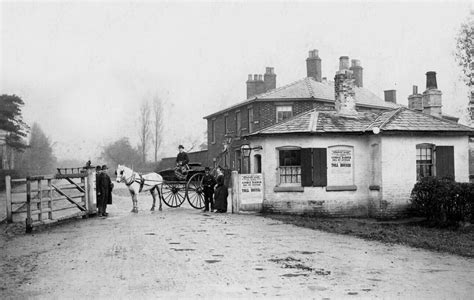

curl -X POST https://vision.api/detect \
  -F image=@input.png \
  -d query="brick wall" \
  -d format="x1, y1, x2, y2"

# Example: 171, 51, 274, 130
205, 99, 394, 172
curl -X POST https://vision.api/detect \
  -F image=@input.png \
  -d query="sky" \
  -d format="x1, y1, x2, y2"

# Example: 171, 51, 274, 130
0, 0, 472, 162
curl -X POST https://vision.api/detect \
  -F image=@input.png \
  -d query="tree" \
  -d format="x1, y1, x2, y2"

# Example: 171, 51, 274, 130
0, 94, 29, 151
455, 12, 474, 88
454, 11, 474, 123
101, 137, 142, 169
18, 123, 56, 175
138, 100, 151, 164
152, 95, 163, 163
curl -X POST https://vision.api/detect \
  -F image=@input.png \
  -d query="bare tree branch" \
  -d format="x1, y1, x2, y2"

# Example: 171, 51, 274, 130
152, 95, 163, 163
138, 99, 151, 164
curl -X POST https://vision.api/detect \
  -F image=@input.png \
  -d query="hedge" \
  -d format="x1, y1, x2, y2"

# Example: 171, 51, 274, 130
410, 177, 474, 226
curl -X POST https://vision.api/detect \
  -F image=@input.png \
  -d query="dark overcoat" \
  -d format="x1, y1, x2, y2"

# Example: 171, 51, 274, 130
96, 172, 104, 207
100, 172, 114, 205
214, 175, 228, 212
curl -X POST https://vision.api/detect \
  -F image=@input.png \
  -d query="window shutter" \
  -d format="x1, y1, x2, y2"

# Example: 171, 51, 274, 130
301, 148, 312, 186
436, 146, 455, 180
312, 148, 327, 186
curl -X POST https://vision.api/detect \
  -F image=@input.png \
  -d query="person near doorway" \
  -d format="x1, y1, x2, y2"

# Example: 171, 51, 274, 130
214, 169, 228, 213
202, 167, 216, 212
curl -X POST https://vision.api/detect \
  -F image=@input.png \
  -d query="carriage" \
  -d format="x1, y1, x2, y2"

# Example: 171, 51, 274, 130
156, 163, 207, 209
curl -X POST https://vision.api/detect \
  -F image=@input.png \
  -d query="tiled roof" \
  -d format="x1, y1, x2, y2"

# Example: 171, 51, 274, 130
256, 77, 400, 109
248, 107, 474, 136
204, 77, 399, 119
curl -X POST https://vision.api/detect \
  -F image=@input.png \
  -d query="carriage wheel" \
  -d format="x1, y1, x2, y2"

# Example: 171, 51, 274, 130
186, 173, 205, 209
161, 182, 186, 208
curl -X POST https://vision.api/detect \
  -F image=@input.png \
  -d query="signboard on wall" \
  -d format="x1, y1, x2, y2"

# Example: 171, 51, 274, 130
240, 173, 263, 204
327, 146, 354, 186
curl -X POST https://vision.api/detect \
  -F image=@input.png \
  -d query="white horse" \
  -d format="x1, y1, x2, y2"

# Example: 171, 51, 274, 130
115, 164, 163, 213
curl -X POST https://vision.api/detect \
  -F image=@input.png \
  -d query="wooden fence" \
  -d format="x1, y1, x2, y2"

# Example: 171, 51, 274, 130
5, 168, 97, 233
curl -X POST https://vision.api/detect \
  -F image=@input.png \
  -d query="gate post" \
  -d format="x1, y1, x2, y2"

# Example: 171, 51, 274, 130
26, 178, 32, 233
5, 175, 12, 223
86, 168, 97, 215
231, 171, 240, 213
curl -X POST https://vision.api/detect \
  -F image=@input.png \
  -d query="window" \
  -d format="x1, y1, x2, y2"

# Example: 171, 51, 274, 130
224, 115, 229, 134
416, 144, 455, 181
277, 147, 328, 189
236, 111, 241, 136
276, 106, 293, 123
248, 107, 254, 133
211, 119, 216, 143
279, 149, 301, 184
416, 144, 433, 180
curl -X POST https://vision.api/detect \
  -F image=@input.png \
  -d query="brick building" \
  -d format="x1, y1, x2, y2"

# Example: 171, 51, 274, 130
203, 50, 408, 172
242, 70, 474, 216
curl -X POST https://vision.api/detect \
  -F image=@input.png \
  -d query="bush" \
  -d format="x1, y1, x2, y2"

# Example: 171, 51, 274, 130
411, 177, 474, 226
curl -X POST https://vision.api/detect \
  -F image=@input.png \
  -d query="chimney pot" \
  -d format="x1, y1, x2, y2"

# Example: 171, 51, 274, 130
413, 85, 418, 94
349, 59, 363, 87
258, 74, 263, 81
339, 56, 350, 71
265, 67, 274, 75
248, 74, 253, 81
306, 49, 322, 82
426, 71, 438, 90
351, 59, 361, 67
384, 90, 397, 103
254, 74, 258, 81
264, 67, 276, 92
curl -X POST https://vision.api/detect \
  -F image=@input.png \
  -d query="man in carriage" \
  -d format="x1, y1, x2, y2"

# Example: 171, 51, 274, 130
175, 145, 190, 180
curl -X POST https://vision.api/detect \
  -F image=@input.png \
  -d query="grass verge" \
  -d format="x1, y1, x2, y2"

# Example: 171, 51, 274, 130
263, 214, 474, 258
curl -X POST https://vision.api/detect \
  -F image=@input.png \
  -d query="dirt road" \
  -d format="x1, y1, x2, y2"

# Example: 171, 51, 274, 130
1, 187, 474, 299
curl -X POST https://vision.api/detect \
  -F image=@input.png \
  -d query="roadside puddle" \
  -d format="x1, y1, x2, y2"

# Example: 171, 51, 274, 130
170, 248, 195, 251
205, 260, 221, 263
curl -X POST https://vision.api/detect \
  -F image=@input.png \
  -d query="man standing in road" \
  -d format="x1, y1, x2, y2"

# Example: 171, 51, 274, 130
95, 165, 104, 216
99, 165, 113, 217
202, 167, 216, 212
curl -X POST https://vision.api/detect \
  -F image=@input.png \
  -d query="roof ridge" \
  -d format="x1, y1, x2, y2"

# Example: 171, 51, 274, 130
308, 111, 319, 132
304, 77, 315, 98
252, 77, 308, 99
378, 107, 404, 130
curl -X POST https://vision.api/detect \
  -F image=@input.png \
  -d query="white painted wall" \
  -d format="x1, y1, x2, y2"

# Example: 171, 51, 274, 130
379, 135, 470, 212
248, 134, 470, 216
249, 135, 372, 216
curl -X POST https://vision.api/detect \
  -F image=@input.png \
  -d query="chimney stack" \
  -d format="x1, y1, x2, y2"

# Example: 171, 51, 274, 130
255, 74, 266, 95
306, 49, 322, 82
426, 71, 438, 89
264, 67, 276, 92
408, 85, 423, 111
350, 59, 363, 87
334, 68, 357, 115
246, 74, 256, 99
247, 68, 277, 99
339, 56, 350, 71
422, 71, 442, 118
384, 90, 397, 103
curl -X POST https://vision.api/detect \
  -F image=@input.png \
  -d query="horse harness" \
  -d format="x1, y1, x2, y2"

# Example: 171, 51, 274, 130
124, 172, 146, 193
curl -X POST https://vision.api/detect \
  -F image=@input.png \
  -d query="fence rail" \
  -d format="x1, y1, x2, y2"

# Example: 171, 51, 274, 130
4, 167, 97, 233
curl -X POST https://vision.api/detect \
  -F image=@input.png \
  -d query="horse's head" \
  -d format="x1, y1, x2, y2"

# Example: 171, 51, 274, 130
115, 164, 131, 183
